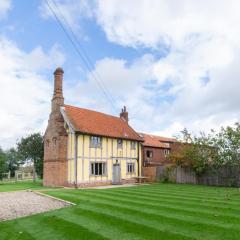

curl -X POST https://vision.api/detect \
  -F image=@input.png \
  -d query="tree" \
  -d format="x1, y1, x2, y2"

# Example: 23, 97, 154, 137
0, 147, 6, 180
168, 129, 216, 175
17, 133, 44, 180
5, 148, 20, 177
211, 123, 240, 167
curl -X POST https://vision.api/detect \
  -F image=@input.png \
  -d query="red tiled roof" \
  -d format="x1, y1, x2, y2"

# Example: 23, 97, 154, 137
139, 133, 176, 148
64, 105, 143, 141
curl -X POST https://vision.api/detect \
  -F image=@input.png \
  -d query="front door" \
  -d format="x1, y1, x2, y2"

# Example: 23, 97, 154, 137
112, 164, 121, 184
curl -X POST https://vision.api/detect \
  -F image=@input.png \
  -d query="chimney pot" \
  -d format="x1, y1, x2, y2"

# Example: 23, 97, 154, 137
120, 106, 129, 123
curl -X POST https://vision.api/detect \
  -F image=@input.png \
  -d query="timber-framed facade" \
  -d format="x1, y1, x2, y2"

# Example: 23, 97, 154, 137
43, 68, 143, 187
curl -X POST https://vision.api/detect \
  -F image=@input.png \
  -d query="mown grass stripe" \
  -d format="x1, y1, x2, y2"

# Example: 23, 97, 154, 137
105, 188, 240, 206
116, 186, 240, 201
47, 188, 240, 219
73, 200, 240, 240
50, 190, 240, 229
55, 206, 195, 240
97, 189, 240, 213
123, 184, 240, 199
95, 188, 240, 208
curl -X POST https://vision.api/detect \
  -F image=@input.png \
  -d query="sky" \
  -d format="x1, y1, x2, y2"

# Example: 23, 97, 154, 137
0, 0, 240, 149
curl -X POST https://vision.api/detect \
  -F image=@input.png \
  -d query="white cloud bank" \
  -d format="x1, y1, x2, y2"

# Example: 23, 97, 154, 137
0, 37, 65, 149
85, 0, 240, 136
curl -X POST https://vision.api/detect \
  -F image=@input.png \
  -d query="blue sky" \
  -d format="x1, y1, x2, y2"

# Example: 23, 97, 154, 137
1, 0, 240, 149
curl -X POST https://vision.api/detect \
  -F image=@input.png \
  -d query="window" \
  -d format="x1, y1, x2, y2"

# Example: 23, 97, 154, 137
117, 139, 123, 148
91, 162, 106, 176
127, 163, 135, 173
131, 141, 136, 149
90, 136, 102, 148
46, 140, 50, 147
52, 137, 57, 146
146, 150, 153, 158
164, 149, 170, 157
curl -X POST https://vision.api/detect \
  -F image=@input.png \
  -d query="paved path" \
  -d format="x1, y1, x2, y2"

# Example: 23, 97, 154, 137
0, 191, 70, 221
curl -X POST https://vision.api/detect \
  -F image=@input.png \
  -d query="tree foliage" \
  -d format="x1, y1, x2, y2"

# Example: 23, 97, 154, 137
17, 133, 44, 178
0, 147, 6, 180
168, 124, 240, 175
5, 148, 21, 177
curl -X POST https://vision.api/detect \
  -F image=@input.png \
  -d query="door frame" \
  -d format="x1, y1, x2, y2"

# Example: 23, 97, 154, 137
112, 163, 121, 185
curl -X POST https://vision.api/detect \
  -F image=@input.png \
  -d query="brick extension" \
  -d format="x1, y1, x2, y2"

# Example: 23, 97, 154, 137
43, 68, 68, 187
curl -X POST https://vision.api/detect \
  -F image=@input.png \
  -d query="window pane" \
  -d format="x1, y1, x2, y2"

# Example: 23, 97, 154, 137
99, 163, 102, 175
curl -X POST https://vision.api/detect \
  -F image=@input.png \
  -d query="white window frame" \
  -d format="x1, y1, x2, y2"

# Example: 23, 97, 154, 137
90, 136, 102, 148
164, 149, 170, 157
127, 162, 135, 174
90, 162, 106, 176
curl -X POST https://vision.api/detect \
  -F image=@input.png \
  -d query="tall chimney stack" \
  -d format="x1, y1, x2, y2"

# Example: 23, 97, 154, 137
52, 67, 64, 113
120, 106, 129, 123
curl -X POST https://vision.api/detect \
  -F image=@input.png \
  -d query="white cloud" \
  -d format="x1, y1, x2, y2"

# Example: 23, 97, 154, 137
38, 0, 240, 137
0, 0, 11, 19
92, 0, 240, 136
39, 0, 93, 31
0, 36, 65, 149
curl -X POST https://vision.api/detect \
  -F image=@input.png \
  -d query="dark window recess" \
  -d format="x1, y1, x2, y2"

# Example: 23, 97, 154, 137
117, 139, 123, 148
127, 163, 135, 173
131, 141, 136, 149
164, 149, 170, 157
146, 150, 153, 158
91, 162, 106, 176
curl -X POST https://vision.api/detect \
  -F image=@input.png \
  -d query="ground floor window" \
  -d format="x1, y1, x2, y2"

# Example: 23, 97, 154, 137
127, 162, 135, 174
91, 162, 106, 176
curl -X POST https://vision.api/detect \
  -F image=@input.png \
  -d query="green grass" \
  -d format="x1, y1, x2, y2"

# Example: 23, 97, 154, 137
1, 183, 240, 239
0, 180, 45, 192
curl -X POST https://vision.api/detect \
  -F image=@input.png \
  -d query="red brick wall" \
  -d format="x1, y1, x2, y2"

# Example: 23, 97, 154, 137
142, 146, 171, 166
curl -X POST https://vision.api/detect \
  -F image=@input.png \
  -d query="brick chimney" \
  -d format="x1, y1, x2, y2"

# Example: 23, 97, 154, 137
43, 67, 68, 187
52, 67, 64, 113
120, 106, 129, 123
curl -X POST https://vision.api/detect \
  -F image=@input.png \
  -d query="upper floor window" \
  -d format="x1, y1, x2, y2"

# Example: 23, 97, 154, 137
117, 139, 123, 148
90, 136, 102, 148
146, 150, 153, 158
91, 162, 106, 176
164, 149, 170, 157
131, 141, 136, 150
127, 163, 135, 173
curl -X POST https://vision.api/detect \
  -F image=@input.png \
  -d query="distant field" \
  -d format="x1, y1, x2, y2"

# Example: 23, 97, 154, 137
1, 183, 240, 240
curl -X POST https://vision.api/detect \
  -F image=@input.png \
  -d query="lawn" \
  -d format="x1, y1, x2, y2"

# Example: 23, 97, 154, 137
0, 180, 45, 192
1, 183, 240, 240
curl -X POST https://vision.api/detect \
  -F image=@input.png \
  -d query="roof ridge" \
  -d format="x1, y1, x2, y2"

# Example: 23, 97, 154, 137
64, 104, 121, 120
138, 132, 176, 140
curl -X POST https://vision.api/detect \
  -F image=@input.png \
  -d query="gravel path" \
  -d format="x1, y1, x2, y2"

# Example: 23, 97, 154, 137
0, 191, 71, 221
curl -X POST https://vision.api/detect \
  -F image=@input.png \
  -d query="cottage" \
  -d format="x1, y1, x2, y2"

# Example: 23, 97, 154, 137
43, 68, 143, 187
140, 133, 176, 166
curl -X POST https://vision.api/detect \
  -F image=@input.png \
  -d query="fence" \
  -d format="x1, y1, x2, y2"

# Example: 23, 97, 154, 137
142, 165, 240, 187
0, 170, 36, 182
